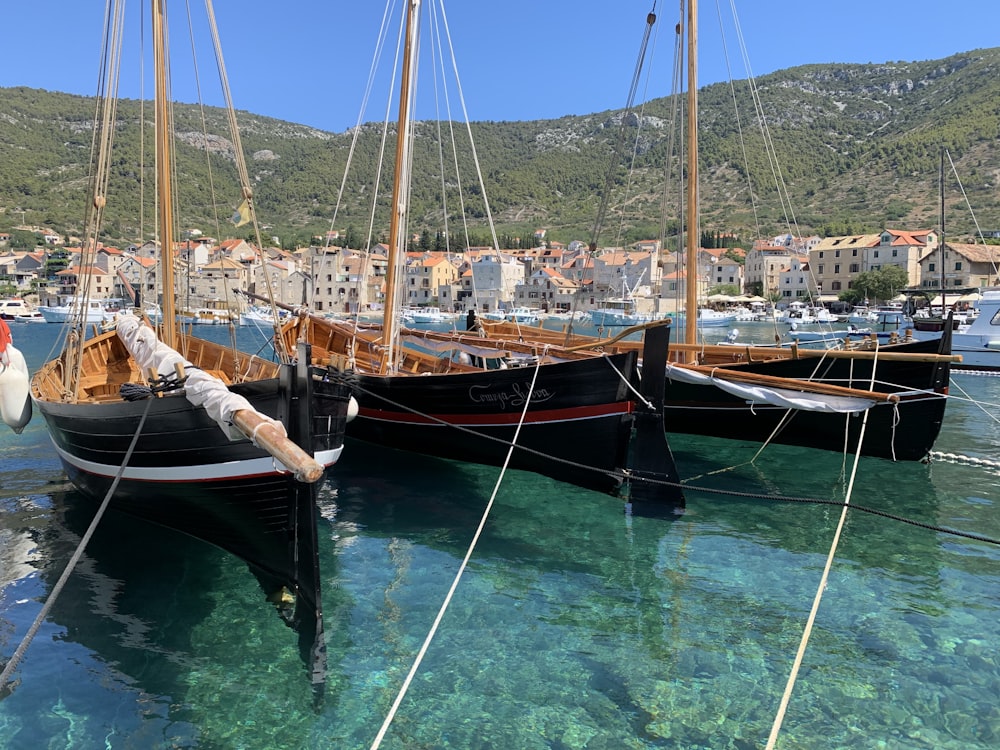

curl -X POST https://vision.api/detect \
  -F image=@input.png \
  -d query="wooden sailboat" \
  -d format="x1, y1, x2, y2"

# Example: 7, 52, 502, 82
256, 0, 932, 503
267, 0, 686, 506
456, 1, 955, 462
28, 0, 355, 691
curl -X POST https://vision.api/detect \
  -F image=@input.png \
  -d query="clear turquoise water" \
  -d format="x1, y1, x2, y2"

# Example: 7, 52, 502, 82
1, 322, 999, 749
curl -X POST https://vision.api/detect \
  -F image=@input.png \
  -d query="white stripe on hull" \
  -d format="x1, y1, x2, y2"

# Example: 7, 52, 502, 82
50, 441, 343, 483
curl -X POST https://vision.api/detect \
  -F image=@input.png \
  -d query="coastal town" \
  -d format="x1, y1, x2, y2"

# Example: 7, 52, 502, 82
2, 0, 1000, 740
2, 225, 998, 320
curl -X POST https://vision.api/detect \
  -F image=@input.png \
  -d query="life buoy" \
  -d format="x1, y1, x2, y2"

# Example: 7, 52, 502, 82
0, 320, 31, 433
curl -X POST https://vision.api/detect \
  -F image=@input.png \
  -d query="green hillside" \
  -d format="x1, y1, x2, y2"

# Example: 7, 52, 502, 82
1, 47, 998, 249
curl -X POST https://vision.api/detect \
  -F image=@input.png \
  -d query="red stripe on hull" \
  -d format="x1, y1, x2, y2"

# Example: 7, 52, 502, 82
357, 401, 632, 426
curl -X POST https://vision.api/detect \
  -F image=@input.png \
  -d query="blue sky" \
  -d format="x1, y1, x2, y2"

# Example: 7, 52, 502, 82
1, 1, 994, 134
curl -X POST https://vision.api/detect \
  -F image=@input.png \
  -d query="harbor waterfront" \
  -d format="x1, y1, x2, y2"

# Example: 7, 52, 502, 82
2, 322, 1000, 748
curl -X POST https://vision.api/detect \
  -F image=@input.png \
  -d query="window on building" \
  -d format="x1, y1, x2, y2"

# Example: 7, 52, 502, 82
955, 262, 962, 271
850, 264, 859, 273
818, 264, 824, 274
892, 249, 898, 257
929, 263, 935, 272
831, 281, 841, 290
852, 249, 858, 256
834, 264, 840, 274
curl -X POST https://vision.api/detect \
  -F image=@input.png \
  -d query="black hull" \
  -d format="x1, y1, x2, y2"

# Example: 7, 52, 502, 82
36, 371, 351, 583
35, 359, 353, 698
664, 337, 951, 460
347, 354, 637, 494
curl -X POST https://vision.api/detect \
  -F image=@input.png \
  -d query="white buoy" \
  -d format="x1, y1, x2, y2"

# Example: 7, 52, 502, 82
0, 343, 32, 433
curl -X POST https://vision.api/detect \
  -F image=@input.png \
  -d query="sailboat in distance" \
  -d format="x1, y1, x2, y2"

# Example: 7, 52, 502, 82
28, 0, 355, 692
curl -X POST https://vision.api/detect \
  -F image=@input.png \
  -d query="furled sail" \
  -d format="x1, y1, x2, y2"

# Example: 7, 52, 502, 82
115, 314, 323, 481
664, 363, 882, 413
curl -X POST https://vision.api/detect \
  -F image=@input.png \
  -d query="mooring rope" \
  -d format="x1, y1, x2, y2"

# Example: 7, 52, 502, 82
0, 396, 153, 695
605, 355, 654, 409
368, 356, 543, 750
765, 346, 879, 749
345, 367, 1000, 546
947, 376, 1000, 424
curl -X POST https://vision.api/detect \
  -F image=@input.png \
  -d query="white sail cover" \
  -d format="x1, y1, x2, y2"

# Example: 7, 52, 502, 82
116, 314, 259, 439
664, 363, 879, 413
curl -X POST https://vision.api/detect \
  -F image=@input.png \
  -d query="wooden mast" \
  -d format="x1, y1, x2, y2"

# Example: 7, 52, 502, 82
939, 148, 947, 317
380, 0, 420, 374
153, 0, 176, 348
684, 0, 699, 358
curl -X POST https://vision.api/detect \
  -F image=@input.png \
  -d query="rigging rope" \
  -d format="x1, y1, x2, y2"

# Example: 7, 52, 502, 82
369, 355, 544, 749
341, 364, 1000, 546
765, 346, 879, 749
0, 396, 154, 696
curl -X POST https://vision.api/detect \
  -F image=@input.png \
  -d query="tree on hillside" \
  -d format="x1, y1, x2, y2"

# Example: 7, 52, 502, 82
722, 248, 745, 265
8, 229, 40, 250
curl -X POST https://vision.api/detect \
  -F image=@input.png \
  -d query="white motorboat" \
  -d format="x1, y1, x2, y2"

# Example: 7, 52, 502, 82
914, 288, 1000, 370
402, 306, 455, 324
37, 297, 115, 324
0, 298, 36, 321
13, 311, 46, 324
483, 306, 541, 325
239, 305, 290, 326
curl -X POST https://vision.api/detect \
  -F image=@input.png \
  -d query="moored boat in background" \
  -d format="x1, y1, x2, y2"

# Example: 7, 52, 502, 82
36, 296, 114, 324
13, 311, 46, 324
0, 298, 36, 321
919, 287, 1000, 371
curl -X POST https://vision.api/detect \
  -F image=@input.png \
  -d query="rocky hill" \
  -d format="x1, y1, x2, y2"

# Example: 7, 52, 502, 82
1, 46, 998, 249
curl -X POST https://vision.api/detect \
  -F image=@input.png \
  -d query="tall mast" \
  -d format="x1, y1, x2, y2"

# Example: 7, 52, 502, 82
153, 0, 176, 347
380, 0, 420, 374
939, 148, 946, 316
684, 0, 699, 354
